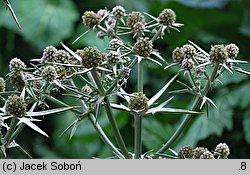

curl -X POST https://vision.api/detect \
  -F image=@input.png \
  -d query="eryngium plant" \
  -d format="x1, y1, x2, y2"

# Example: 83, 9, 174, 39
1, 5, 249, 159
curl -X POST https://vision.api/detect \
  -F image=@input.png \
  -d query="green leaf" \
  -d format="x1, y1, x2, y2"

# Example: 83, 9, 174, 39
243, 109, 250, 144
0, 0, 78, 49
26, 106, 78, 117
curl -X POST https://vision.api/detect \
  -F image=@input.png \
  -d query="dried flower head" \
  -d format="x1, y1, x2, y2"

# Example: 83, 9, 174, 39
5, 95, 26, 117
109, 38, 123, 50
134, 37, 153, 57
107, 51, 120, 64
181, 58, 194, 70
0, 77, 5, 92
128, 92, 148, 110
172, 47, 184, 63
112, 5, 125, 18
200, 151, 215, 159
53, 50, 70, 64
76, 47, 103, 68
82, 11, 100, 29
192, 147, 208, 159
215, 143, 230, 158
81, 85, 92, 95
9, 58, 26, 72
225, 43, 239, 59
209, 45, 228, 63
127, 11, 145, 29
182, 44, 196, 59
178, 145, 193, 159
158, 8, 176, 26
42, 66, 57, 81
42, 45, 57, 63
10, 72, 25, 90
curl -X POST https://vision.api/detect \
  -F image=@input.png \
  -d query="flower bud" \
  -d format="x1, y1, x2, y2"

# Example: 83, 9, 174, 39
9, 58, 26, 72
134, 37, 153, 57
0, 77, 5, 93
111, 5, 125, 18
181, 58, 194, 70
158, 8, 176, 26
200, 151, 215, 159
178, 145, 193, 159
215, 143, 230, 158
192, 147, 208, 159
109, 38, 123, 50
107, 51, 120, 64
53, 50, 70, 64
182, 44, 196, 59
10, 72, 25, 90
76, 47, 103, 68
42, 66, 57, 81
126, 12, 145, 29
54, 65, 67, 80
128, 92, 148, 110
42, 45, 57, 63
5, 95, 26, 117
225, 43, 239, 59
132, 22, 145, 34
82, 11, 100, 29
172, 47, 184, 63
209, 45, 228, 63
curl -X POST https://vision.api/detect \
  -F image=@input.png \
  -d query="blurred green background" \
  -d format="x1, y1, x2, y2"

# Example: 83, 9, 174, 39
0, 0, 250, 158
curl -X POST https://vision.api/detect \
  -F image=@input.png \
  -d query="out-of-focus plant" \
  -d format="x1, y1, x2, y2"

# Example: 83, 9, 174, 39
0, 4, 249, 159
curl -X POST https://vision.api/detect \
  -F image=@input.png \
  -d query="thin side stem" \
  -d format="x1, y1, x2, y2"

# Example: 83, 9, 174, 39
155, 63, 220, 156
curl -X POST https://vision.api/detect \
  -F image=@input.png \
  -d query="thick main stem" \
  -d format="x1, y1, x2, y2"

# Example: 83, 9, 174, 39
155, 63, 220, 155
91, 68, 130, 159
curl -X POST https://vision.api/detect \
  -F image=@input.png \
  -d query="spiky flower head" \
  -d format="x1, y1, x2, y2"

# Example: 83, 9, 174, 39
209, 45, 228, 63
42, 66, 57, 81
225, 43, 239, 59
76, 47, 103, 68
9, 58, 26, 72
109, 38, 123, 50
5, 95, 26, 117
181, 58, 194, 70
182, 44, 196, 59
112, 5, 125, 18
53, 50, 70, 64
82, 11, 100, 29
132, 22, 145, 34
178, 145, 193, 159
42, 45, 57, 63
215, 143, 230, 158
200, 151, 215, 159
81, 85, 92, 95
0, 77, 5, 93
172, 47, 184, 63
192, 147, 208, 159
134, 37, 153, 57
128, 92, 148, 111
158, 8, 176, 26
54, 65, 67, 80
107, 51, 120, 64
10, 72, 25, 90
127, 11, 145, 29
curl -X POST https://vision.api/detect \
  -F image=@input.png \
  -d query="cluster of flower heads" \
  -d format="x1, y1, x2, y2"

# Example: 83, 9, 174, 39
177, 143, 230, 159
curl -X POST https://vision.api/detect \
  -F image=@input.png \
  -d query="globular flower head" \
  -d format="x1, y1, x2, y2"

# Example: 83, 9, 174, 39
54, 65, 68, 80
182, 44, 196, 59
107, 51, 120, 64
53, 50, 70, 64
42, 45, 57, 63
81, 84, 92, 95
111, 5, 126, 18
9, 58, 26, 72
209, 45, 228, 63
172, 47, 184, 63
128, 92, 148, 110
181, 58, 194, 70
215, 143, 230, 158
42, 66, 57, 81
192, 147, 208, 159
10, 72, 25, 90
82, 11, 100, 29
5, 95, 26, 117
109, 38, 123, 50
126, 11, 145, 29
76, 47, 103, 68
225, 43, 239, 59
158, 8, 176, 26
178, 145, 193, 159
133, 37, 153, 57
0, 77, 5, 92
200, 151, 215, 159
132, 22, 145, 34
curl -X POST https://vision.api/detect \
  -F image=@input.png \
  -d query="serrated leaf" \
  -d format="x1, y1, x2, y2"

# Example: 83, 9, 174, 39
26, 106, 78, 117
148, 74, 178, 107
